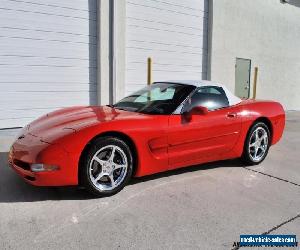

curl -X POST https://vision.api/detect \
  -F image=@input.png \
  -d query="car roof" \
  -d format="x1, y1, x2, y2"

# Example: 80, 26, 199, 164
153, 80, 242, 106
158, 80, 222, 88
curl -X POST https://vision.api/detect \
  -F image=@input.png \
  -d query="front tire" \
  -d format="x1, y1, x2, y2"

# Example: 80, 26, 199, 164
80, 136, 133, 197
241, 122, 271, 165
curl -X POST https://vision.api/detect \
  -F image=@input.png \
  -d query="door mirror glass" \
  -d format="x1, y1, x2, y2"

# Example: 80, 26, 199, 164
183, 106, 208, 121
190, 106, 209, 115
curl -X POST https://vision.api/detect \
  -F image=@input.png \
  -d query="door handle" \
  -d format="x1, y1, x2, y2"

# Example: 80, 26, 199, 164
227, 112, 237, 118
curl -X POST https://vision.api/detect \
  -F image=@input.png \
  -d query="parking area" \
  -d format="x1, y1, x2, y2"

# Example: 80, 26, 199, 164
0, 112, 299, 250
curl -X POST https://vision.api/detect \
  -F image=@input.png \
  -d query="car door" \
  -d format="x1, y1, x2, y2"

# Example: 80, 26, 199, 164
168, 86, 242, 169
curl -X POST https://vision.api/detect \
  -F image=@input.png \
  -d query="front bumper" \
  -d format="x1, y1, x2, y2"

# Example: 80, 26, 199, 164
8, 133, 77, 186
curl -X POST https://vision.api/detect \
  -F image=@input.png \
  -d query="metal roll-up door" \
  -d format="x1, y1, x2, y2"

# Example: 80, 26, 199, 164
0, 0, 98, 128
125, 0, 209, 96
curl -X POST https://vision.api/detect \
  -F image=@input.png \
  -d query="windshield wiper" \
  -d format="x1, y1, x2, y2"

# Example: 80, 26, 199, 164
114, 106, 138, 112
114, 107, 130, 111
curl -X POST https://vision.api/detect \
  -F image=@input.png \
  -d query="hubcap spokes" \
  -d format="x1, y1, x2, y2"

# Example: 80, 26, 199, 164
89, 145, 128, 191
249, 127, 268, 162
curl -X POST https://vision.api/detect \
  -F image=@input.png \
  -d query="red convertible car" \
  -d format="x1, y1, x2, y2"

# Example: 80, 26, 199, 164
8, 80, 285, 196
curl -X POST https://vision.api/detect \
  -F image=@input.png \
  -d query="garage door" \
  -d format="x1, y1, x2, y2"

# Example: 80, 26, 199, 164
125, 0, 209, 96
0, 0, 97, 129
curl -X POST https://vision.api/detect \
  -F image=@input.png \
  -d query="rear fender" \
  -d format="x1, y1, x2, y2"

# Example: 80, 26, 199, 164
231, 100, 285, 157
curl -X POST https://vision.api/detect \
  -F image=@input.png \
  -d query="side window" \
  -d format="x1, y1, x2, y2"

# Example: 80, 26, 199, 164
182, 86, 229, 112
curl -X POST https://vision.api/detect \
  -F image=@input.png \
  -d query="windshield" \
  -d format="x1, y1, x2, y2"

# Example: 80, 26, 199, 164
113, 82, 195, 114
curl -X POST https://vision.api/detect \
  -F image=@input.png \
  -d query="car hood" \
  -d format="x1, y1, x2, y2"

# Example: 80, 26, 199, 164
26, 106, 146, 143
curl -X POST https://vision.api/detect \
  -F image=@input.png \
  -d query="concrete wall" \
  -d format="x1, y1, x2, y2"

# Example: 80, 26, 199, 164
208, 0, 300, 110
97, 0, 110, 105
97, 0, 126, 105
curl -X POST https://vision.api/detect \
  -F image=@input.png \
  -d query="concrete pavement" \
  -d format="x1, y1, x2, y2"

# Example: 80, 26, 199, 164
0, 112, 299, 250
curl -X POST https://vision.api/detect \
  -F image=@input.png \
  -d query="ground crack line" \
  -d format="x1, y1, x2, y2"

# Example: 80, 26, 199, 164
243, 167, 300, 187
231, 213, 300, 250
261, 213, 300, 235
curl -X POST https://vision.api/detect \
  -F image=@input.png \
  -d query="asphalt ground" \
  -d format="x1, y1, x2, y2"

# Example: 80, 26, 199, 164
0, 112, 299, 250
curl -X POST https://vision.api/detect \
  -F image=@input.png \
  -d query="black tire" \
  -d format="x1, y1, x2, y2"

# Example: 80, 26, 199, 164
241, 122, 271, 165
80, 136, 133, 197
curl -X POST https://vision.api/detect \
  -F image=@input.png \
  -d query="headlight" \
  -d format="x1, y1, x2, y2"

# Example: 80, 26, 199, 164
30, 164, 59, 172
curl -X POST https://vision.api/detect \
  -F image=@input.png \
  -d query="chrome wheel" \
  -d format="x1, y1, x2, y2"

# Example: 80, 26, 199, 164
89, 145, 128, 191
248, 127, 269, 162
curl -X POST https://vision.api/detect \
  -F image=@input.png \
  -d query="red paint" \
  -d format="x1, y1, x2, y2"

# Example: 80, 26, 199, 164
8, 100, 285, 186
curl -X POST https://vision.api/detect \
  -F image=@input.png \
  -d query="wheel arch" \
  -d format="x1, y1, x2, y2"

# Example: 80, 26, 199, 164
241, 116, 273, 165
250, 117, 273, 144
78, 131, 138, 186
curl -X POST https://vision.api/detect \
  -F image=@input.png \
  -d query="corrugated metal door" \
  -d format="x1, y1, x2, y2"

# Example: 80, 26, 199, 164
0, 0, 97, 129
125, 0, 209, 96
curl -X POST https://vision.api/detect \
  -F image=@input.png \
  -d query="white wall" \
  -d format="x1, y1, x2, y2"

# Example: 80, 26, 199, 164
97, 0, 126, 104
209, 0, 300, 110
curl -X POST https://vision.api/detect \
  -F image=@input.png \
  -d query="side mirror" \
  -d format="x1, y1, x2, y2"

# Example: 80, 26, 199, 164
183, 106, 208, 121
189, 106, 209, 115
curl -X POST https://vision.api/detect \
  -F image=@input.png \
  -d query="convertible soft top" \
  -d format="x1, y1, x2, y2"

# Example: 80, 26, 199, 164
158, 80, 242, 106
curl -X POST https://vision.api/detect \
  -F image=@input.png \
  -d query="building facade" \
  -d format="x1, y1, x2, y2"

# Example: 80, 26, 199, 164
209, 0, 300, 111
0, 0, 299, 129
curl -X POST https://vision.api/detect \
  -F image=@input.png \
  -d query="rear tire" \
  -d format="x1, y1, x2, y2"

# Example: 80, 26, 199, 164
80, 136, 133, 197
241, 122, 270, 165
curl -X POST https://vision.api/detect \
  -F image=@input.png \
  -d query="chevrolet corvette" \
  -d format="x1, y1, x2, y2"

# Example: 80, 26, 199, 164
8, 80, 285, 196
